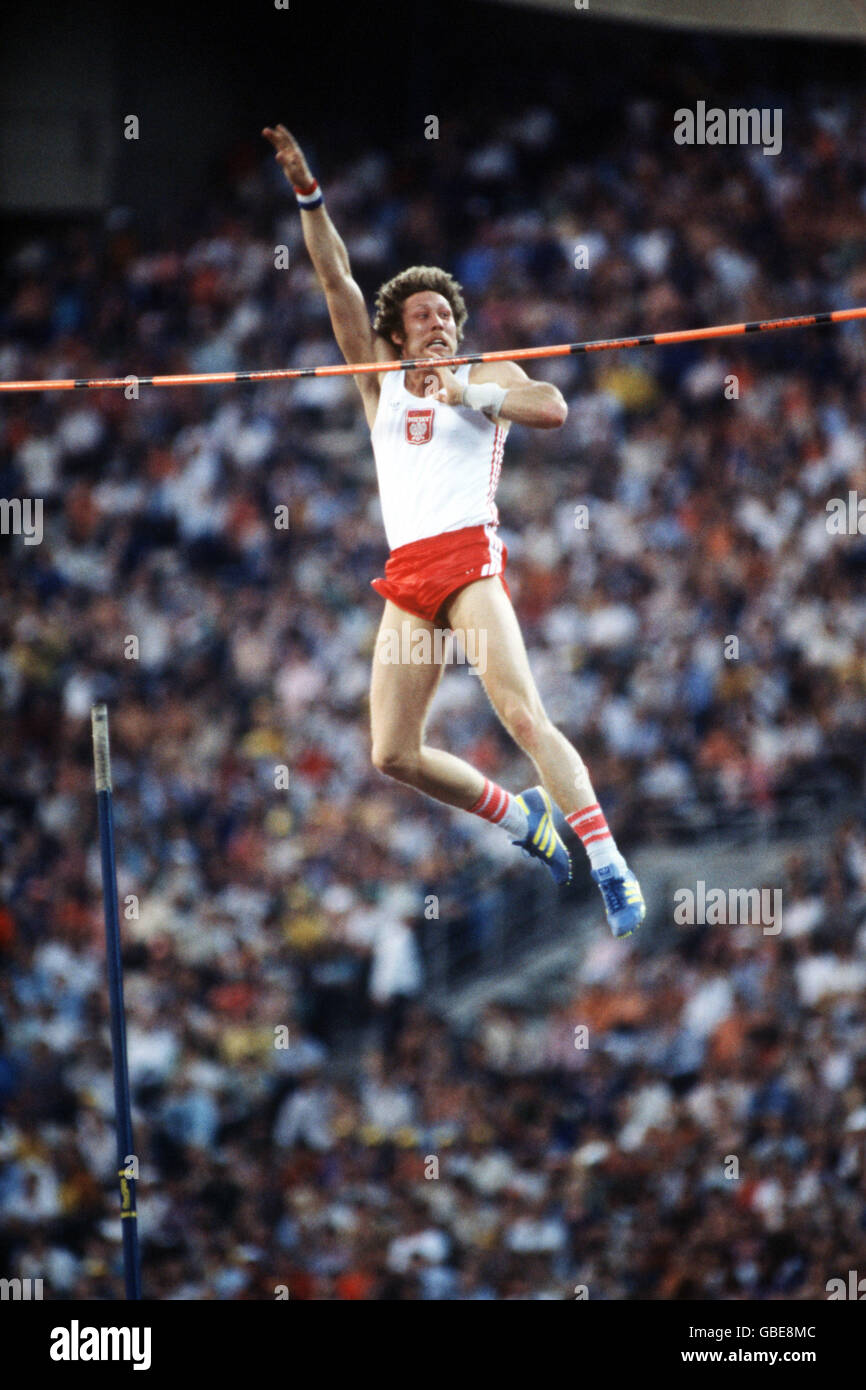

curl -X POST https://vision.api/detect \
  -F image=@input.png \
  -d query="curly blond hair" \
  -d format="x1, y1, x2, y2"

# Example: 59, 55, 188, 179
373, 266, 468, 347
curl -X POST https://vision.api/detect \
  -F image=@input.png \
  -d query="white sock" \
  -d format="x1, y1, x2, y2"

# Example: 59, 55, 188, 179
584, 837, 627, 874
500, 796, 530, 840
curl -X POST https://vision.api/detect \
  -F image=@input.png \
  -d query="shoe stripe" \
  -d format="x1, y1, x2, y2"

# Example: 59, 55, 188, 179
516, 788, 572, 877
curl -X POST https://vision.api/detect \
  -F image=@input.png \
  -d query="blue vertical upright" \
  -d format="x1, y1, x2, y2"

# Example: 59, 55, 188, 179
91, 702, 142, 1300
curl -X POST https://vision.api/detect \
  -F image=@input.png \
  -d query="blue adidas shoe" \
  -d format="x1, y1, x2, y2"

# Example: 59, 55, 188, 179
513, 787, 572, 886
591, 862, 646, 938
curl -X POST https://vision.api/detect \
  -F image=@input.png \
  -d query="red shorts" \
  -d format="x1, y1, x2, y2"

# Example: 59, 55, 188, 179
371, 523, 511, 624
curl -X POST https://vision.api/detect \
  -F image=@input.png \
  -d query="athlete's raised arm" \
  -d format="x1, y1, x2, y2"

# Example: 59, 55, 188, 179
263, 124, 391, 425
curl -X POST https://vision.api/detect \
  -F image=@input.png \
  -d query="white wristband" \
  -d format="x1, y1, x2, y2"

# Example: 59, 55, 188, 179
461, 381, 508, 420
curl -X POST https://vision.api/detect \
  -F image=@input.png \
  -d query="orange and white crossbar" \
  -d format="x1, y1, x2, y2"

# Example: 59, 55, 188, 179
2, 306, 866, 393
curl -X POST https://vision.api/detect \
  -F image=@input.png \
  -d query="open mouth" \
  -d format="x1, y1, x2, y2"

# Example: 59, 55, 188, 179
426, 338, 450, 352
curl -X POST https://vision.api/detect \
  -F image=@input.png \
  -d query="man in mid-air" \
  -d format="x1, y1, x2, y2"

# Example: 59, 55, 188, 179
263, 124, 646, 937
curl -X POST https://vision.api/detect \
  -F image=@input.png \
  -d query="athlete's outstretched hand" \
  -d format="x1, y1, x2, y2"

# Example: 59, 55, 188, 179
262, 124, 316, 190
425, 365, 463, 405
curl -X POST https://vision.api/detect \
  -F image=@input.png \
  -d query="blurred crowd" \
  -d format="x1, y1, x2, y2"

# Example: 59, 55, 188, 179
1, 63, 865, 1297
2, 821, 864, 1299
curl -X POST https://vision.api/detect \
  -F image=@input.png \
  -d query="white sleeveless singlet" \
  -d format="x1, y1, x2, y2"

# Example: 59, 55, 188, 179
370, 363, 508, 551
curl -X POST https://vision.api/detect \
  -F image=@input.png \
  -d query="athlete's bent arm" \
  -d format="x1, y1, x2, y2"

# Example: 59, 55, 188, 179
432, 359, 567, 429
263, 124, 389, 423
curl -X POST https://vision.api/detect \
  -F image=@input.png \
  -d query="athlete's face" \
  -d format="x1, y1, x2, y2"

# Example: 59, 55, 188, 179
395, 291, 458, 358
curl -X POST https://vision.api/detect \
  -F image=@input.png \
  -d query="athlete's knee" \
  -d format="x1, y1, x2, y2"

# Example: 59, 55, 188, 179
498, 695, 553, 751
371, 741, 420, 784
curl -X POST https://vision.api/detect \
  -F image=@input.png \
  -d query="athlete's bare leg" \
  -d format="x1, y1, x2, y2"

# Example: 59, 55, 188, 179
370, 582, 595, 816
370, 585, 645, 934
370, 600, 485, 807
443, 577, 597, 817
